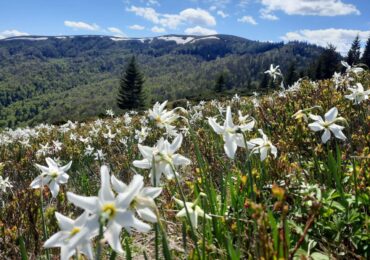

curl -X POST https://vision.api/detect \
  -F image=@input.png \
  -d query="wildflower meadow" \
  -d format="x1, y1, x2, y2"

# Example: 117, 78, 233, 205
0, 63, 369, 259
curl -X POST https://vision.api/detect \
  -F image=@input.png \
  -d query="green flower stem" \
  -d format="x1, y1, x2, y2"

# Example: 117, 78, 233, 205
170, 164, 201, 258
39, 187, 51, 260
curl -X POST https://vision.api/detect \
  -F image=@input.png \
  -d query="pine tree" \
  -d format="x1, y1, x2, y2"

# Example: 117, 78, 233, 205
286, 62, 297, 86
361, 36, 370, 68
315, 44, 340, 80
117, 56, 145, 110
214, 74, 226, 92
260, 73, 271, 89
346, 35, 361, 65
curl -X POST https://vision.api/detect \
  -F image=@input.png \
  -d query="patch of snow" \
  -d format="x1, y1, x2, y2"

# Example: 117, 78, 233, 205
55, 36, 67, 39
110, 37, 129, 42
5, 37, 48, 41
157, 36, 195, 45
191, 36, 220, 43
110, 37, 153, 43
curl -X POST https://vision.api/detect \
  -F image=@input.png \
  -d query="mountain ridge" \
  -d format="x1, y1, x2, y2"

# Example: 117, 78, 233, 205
0, 34, 325, 128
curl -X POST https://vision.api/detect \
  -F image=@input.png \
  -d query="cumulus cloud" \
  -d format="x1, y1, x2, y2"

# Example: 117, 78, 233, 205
281, 28, 370, 54
180, 8, 216, 26
146, 0, 160, 6
107, 27, 126, 37
151, 26, 166, 33
185, 26, 217, 35
237, 16, 257, 25
129, 24, 145, 30
127, 6, 160, 24
217, 10, 229, 18
127, 6, 216, 29
64, 21, 100, 31
0, 29, 29, 39
260, 10, 278, 20
260, 0, 360, 18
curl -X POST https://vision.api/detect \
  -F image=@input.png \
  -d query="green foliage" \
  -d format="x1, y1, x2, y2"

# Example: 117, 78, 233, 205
0, 35, 325, 127
311, 44, 341, 80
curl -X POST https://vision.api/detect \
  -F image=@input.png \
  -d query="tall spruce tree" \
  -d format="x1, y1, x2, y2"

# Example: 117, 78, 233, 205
361, 36, 370, 68
346, 35, 361, 65
315, 44, 340, 80
117, 56, 145, 110
286, 62, 297, 86
214, 74, 226, 92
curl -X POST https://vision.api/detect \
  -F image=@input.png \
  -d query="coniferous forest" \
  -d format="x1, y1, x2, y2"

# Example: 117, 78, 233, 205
0, 35, 326, 128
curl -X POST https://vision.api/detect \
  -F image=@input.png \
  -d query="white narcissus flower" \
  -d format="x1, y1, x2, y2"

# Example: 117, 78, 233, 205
44, 212, 97, 260
30, 158, 72, 198
148, 100, 179, 129
308, 107, 347, 144
208, 106, 247, 159
264, 64, 282, 80
341, 61, 364, 74
133, 134, 191, 185
67, 166, 151, 254
111, 174, 162, 223
238, 111, 255, 132
345, 83, 370, 105
248, 129, 277, 161
292, 106, 322, 123
174, 194, 211, 229
0, 175, 12, 193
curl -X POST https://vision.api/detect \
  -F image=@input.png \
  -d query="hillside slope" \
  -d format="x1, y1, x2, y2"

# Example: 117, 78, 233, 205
0, 34, 324, 127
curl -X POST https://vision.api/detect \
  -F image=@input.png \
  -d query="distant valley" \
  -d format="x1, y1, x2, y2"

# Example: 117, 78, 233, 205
0, 34, 325, 127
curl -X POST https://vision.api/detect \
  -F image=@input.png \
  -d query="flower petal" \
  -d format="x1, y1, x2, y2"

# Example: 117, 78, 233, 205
329, 124, 347, 140
321, 129, 331, 144
324, 107, 338, 122
111, 175, 127, 193
98, 165, 115, 203
44, 232, 66, 248
67, 192, 99, 213
104, 221, 123, 253
224, 133, 237, 159
308, 122, 324, 132
55, 212, 74, 231
170, 134, 182, 153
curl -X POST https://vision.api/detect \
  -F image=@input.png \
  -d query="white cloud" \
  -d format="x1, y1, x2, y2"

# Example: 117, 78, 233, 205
217, 10, 229, 18
260, 10, 278, 20
260, 0, 360, 17
180, 8, 216, 26
146, 0, 160, 6
237, 16, 257, 25
151, 26, 166, 33
0, 29, 29, 39
127, 6, 216, 29
281, 28, 370, 54
107, 27, 126, 37
160, 14, 184, 29
239, 0, 250, 8
185, 26, 217, 35
64, 21, 100, 31
129, 24, 145, 30
202, 0, 231, 9
127, 6, 160, 24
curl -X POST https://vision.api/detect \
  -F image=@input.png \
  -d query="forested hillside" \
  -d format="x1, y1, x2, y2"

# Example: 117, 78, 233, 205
0, 34, 324, 127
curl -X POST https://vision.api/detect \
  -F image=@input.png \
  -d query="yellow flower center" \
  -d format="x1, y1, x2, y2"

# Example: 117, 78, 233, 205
155, 116, 162, 124
50, 171, 59, 178
102, 203, 117, 220
70, 227, 81, 237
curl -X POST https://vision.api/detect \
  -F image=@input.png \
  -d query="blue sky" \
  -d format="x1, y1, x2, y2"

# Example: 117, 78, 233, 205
0, 0, 369, 53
